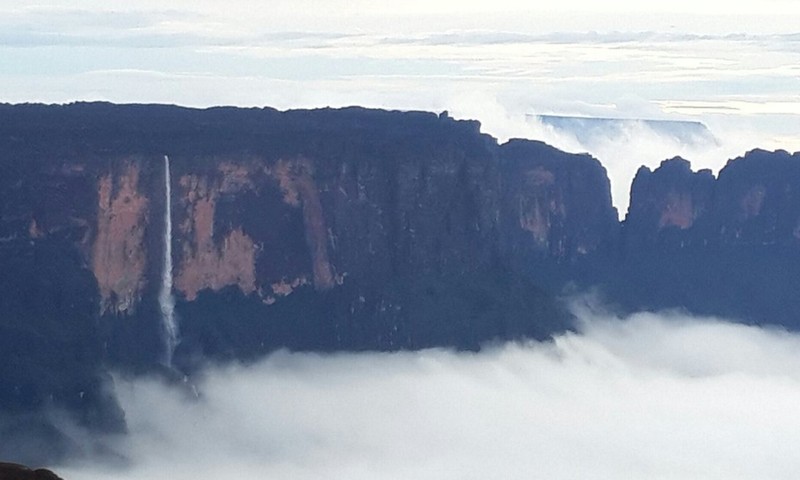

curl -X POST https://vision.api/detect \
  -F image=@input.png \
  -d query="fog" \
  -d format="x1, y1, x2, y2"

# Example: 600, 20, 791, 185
450, 93, 772, 219
59, 305, 800, 480
522, 114, 732, 217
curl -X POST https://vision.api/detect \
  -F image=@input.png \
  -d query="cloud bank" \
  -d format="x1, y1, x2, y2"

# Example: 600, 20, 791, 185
60, 306, 800, 480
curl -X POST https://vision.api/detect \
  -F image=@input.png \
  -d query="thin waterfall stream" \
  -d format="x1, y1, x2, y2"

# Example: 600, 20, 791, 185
159, 155, 179, 366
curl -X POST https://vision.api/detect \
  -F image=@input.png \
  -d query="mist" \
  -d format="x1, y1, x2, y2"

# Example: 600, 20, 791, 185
58, 304, 800, 480
524, 114, 730, 218
445, 94, 792, 218
452, 96, 799, 226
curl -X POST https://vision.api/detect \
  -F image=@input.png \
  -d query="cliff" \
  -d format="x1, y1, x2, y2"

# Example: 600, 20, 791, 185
624, 150, 800, 248
1, 102, 798, 465
625, 157, 716, 248
500, 139, 618, 259
1, 103, 623, 462
561, 150, 800, 324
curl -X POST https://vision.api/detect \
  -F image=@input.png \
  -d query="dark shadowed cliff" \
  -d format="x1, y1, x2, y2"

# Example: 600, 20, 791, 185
620, 150, 800, 322
546, 151, 800, 324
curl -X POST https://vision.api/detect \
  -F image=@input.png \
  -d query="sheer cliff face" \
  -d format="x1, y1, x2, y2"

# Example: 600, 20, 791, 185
624, 158, 715, 248
161, 129, 619, 312
715, 149, 800, 245
165, 156, 339, 306
1, 104, 796, 334
172, 156, 340, 302
0, 105, 616, 362
267, 158, 335, 290
624, 151, 800, 248
174, 165, 257, 301
601, 149, 800, 328
92, 162, 150, 314
501, 140, 619, 259
0, 153, 155, 316
4, 102, 800, 465
0, 105, 619, 330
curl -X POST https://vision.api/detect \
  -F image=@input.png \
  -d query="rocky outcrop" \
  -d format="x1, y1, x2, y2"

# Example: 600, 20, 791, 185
624, 158, 715, 248
576, 149, 800, 327
501, 140, 618, 259
715, 149, 800, 246
0, 463, 63, 480
623, 151, 800, 249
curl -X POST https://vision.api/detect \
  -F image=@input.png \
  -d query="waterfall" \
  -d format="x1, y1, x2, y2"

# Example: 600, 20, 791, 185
159, 155, 179, 366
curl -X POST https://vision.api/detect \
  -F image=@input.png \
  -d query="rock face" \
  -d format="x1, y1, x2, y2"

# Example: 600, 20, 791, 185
715, 149, 800, 246
625, 158, 715, 248
0, 102, 798, 465
1, 103, 616, 461
0, 235, 126, 465
565, 150, 800, 325
624, 151, 800, 249
92, 162, 150, 314
500, 140, 618, 259
174, 167, 257, 301
0, 106, 617, 344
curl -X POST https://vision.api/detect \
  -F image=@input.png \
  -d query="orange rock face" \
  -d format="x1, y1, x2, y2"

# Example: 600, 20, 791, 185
86, 156, 341, 306
174, 171, 257, 301
270, 276, 310, 296
269, 158, 335, 290
91, 163, 149, 314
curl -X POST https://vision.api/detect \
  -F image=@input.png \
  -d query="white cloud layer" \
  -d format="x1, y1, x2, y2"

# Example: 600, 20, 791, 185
60, 306, 800, 480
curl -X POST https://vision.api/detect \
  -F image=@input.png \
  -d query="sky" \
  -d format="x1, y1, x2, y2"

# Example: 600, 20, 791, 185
1, 1, 799, 212
58, 304, 800, 480
5, 5, 800, 474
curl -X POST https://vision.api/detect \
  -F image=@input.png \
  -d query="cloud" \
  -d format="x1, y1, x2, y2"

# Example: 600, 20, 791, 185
448, 103, 797, 217
379, 30, 800, 49
518, 114, 730, 217
56, 304, 800, 480
440, 95, 748, 217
